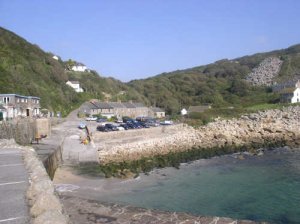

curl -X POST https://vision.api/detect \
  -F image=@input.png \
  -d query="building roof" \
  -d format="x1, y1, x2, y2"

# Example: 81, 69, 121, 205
151, 107, 165, 113
73, 62, 86, 67
80, 102, 97, 110
93, 102, 113, 109
133, 102, 146, 108
0, 94, 40, 100
280, 87, 297, 94
108, 102, 126, 108
122, 102, 136, 108
188, 105, 211, 113
67, 80, 80, 84
273, 78, 300, 92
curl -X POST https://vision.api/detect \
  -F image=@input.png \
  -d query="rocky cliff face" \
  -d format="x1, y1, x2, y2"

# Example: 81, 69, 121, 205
97, 106, 300, 164
246, 57, 283, 86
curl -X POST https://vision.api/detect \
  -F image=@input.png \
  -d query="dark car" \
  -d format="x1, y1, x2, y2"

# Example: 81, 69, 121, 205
105, 123, 118, 131
126, 122, 136, 129
97, 125, 109, 132
139, 122, 150, 128
123, 117, 135, 123
120, 123, 130, 130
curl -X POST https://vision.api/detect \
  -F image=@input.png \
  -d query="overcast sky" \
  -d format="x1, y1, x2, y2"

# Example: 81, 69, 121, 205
1, 0, 300, 82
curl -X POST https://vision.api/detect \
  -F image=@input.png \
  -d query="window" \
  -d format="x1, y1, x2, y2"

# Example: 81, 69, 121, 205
3, 97, 9, 104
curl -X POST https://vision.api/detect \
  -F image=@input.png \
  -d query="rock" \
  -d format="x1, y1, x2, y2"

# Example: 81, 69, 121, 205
33, 210, 68, 224
97, 106, 300, 167
30, 193, 62, 217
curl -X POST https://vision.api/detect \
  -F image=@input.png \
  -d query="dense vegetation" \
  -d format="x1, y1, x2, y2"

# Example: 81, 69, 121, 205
1, 26, 300, 119
128, 45, 300, 116
0, 27, 145, 116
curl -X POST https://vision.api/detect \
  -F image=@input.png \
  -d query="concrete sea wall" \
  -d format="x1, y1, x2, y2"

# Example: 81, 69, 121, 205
97, 106, 300, 164
0, 139, 70, 224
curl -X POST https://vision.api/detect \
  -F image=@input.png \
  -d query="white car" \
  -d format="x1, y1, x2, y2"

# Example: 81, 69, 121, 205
86, 116, 97, 121
116, 126, 125, 131
160, 120, 173, 125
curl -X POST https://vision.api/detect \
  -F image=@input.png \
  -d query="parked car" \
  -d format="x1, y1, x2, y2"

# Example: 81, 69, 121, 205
97, 125, 109, 132
123, 116, 135, 123
104, 123, 118, 131
147, 120, 160, 127
115, 118, 123, 123
126, 122, 138, 129
86, 116, 97, 121
139, 122, 150, 128
78, 122, 86, 129
120, 123, 130, 130
116, 126, 125, 131
97, 118, 107, 123
160, 120, 173, 125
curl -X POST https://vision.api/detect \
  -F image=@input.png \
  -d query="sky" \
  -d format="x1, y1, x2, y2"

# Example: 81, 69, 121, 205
0, 0, 300, 82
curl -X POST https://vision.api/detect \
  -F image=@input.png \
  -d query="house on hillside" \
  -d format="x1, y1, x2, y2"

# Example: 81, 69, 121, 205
66, 81, 84, 93
279, 80, 300, 103
181, 108, 187, 116
78, 102, 98, 116
78, 100, 157, 119
52, 55, 59, 60
188, 105, 211, 114
149, 107, 165, 118
71, 63, 87, 72
91, 101, 115, 118
0, 94, 41, 119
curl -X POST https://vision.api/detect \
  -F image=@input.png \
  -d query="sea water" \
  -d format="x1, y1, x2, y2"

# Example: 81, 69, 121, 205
98, 148, 300, 223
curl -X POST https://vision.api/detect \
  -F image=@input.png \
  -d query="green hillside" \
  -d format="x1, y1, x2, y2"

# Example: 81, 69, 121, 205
1, 26, 300, 119
0, 27, 145, 116
129, 44, 300, 115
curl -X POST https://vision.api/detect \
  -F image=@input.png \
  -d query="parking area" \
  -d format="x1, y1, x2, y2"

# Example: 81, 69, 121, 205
0, 148, 29, 224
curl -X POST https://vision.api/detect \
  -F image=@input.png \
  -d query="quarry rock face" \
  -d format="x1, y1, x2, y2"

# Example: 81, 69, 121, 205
246, 57, 283, 86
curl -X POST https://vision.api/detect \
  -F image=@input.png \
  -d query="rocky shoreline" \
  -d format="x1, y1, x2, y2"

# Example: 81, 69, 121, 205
58, 194, 258, 224
97, 106, 300, 167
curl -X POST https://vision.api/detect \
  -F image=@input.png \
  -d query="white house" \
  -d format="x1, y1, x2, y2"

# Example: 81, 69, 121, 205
66, 81, 84, 93
181, 108, 187, 116
280, 80, 300, 103
52, 55, 59, 60
71, 63, 87, 72
0, 94, 41, 119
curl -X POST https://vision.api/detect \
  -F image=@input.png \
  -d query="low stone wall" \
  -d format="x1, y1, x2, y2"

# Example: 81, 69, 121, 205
98, 106, 300, 164
0, 118, 36, 145
0, 139, 70, 224
93, 124, 183, 141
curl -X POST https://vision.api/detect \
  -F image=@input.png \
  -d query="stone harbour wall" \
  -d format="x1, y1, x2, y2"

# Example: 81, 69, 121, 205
98, 106, 300, 164
93, 124, 183, 141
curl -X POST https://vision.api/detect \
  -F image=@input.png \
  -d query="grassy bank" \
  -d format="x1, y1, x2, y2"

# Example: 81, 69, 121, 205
184, 103, 289, 127
76, 140, 287, 178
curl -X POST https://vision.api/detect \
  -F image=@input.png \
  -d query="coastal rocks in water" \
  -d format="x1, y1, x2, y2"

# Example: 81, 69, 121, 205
97, 106, 300, 165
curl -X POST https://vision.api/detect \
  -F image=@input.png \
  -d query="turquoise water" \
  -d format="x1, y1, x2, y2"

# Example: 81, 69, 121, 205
100, 148, 300, 223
